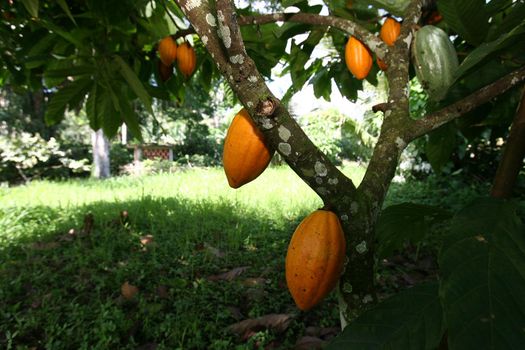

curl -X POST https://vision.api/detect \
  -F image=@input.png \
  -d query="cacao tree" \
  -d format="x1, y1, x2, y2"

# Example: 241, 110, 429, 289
1, 0, 525, 348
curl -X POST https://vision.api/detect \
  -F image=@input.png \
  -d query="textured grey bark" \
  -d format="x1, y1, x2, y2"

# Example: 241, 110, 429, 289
91, 129, 110, 179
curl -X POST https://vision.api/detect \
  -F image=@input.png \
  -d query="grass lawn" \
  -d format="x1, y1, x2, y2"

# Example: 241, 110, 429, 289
0, 165, 488, 349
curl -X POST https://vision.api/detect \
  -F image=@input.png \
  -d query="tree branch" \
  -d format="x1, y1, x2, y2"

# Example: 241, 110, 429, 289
491, 86, 525, 198
168, 10, 386, 58
238, 13, 386, 59
408, 66, 525, 141
175, 0, 357, 203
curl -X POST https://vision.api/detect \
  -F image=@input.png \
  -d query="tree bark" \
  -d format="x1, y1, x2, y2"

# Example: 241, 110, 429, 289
491, 87, 525, 198
91, 129, 111, 179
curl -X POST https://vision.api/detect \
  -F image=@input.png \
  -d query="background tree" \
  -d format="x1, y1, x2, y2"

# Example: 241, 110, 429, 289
1, 0, 524, 347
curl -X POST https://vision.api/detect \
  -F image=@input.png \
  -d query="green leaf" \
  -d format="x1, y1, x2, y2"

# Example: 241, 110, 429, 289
327, 283, 444, 350
21, 0, 39, 17
454, 21, 525, 81
377, 203, 452, 258
332, 63, 361, 102
438, 0, 489, 45
101, 103, 122, 138
487, 2, 525, 40
310, 65, 331, 101
43, 65, 94, 80
56, 0, 77, 25
45, 78, 92, 125
114, 86, 142, 141
425, 123, 456, 172
39, 20, 82, 48
113, 55, 153, 115
439, 198, 525, 350
365, 0, 410, 17
86, 83, 100, 130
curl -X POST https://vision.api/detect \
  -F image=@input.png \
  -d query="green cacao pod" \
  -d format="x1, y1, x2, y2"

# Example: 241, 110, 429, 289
413, 25, 459, 101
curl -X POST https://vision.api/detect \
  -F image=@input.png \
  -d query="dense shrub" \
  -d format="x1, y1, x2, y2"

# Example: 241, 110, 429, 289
0, 123, 90, 184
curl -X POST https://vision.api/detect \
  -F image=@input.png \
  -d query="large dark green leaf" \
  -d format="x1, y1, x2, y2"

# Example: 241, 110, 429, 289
114, 86, 142, 141
438, 0, 489, 45
454, 21, 525, 81
86, 83, 100, 130
310, 63, 331, 101
56, 0, 77, 25
332, 62, 361, 102
487, 2, 525, 40
43, 65, 94, 80
376, 203, 452, 258
21, 0, 39, 18
113, 55, 153, 114
45, 78, 92, 125
289, 28, 325, 91
425, 123, 456, 172
327, 283, 444, 350
439, 198, 525, 350
39, 20, 82, 48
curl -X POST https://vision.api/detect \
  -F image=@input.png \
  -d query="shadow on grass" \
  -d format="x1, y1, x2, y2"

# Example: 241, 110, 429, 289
0, 197, 331, 349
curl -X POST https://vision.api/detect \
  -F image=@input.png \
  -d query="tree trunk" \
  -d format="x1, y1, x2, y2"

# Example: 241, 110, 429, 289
91, 129, 111, 179
491, 87, 525, 198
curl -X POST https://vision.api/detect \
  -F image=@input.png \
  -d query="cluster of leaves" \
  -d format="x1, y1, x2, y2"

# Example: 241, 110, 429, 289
329, 198, 525, 349
0, 0, 222, 140
419, 0, 525, 174
0, 122, 90, 183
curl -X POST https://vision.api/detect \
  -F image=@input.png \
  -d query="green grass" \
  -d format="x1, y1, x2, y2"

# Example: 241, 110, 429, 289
0, 165, 489, 349
0, 166, 365, 350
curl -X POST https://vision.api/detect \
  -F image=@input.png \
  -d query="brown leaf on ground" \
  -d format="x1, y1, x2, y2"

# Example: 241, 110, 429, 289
305, 326, 321, 337
226, 306, 244, 321
140, 235, 154, 246
228, 313, 294, 335
208, 266, 249, 281
319, 327, 340, 340
242, 277, 267, 287
204, 243, 226, 258
295, 336, 325, 350
156, 285, 169, 299
121, 281, 139, 300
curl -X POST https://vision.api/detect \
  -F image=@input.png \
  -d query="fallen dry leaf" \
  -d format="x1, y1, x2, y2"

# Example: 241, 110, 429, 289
140, 235, 154, 246
156, 285, 169, 299
319, 327, 340, 340
228, 313, 294, 335
226, 306, 244, 321
242, 278, 267, 287
208, 266, 249, 281
295, 336, 325, 350
121, 281, 139, 300
204, 243, 226, 258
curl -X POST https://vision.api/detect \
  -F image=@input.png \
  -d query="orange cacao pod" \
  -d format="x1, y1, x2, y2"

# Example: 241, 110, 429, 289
223, 109, 272, 188
158, 36, 177, 66
380, 17, 401, 46
345, 37, 372, 80
177, 42, 197, 78
377, 18, 401, 71
285, 210, 346, 311
377, 57, 388, 71
426, 11, 443, 25
158, 61, 173, 82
